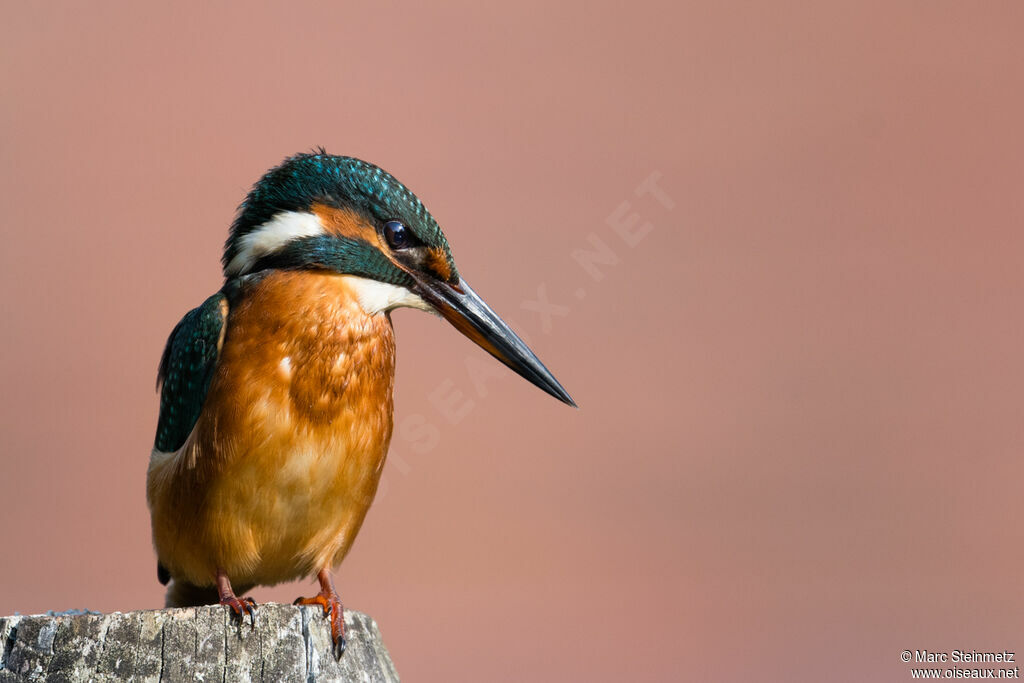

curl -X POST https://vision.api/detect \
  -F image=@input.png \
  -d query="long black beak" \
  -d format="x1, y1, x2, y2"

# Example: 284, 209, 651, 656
411, 275, 576, 407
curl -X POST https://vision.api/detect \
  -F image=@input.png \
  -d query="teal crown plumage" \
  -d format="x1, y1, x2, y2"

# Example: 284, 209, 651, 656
223, 151, 453, 277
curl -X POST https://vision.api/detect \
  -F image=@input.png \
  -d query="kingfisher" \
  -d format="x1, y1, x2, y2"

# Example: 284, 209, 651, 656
147, 151, 574, 657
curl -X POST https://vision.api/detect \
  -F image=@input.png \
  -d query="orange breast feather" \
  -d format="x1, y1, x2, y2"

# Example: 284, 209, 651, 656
148, 271, 396, 588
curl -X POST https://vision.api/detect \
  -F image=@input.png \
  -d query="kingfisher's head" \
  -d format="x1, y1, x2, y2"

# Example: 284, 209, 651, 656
223, 151, 574, 406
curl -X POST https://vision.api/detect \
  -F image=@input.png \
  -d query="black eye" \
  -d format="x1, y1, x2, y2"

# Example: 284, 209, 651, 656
383, 220, 412, 249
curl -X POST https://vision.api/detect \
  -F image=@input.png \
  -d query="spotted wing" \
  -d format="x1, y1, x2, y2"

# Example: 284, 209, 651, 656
154, 292, 228, 454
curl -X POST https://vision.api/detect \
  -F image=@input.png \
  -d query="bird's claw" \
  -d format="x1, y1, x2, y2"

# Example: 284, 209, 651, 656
333, 634, 347, 659
294, 592, 346, 658
221, 595, 257, 629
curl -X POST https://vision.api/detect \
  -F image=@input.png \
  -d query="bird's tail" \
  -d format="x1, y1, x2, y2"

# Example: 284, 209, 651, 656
164, 579, 219, 608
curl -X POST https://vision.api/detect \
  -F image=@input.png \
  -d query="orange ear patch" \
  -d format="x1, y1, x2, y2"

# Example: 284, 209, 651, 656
312, 203, 382, 248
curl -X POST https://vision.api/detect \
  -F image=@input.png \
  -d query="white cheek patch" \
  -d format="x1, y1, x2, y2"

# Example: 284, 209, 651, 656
226, 211, 326, 276
343, 276, 433, 315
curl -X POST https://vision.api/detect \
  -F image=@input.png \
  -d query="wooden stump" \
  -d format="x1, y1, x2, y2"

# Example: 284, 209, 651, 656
0, 603, 399, 682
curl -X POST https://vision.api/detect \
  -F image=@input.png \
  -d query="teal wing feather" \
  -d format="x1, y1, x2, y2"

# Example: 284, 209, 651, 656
154, 292, 227, 453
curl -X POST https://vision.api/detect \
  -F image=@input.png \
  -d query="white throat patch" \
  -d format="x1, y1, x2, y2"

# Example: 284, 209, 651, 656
343, 276, 432, 315
226, 211, 326, 276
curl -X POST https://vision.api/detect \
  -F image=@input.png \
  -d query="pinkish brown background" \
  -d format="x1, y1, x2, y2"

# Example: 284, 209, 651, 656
2, 2, 1022, 681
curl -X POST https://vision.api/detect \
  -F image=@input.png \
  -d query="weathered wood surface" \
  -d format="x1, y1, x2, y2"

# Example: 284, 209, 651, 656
0, 603, 399, 682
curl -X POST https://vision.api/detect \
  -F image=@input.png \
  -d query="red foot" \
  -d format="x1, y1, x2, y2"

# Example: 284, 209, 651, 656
221, 595, 257, 628
294, 570, 346, 658
216, 568, 256, 628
